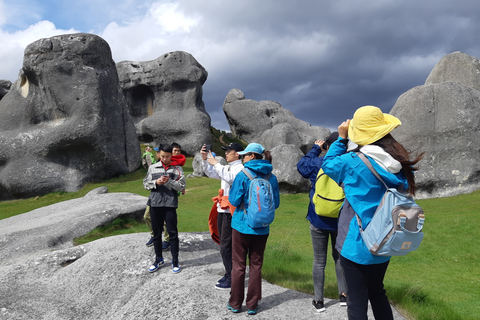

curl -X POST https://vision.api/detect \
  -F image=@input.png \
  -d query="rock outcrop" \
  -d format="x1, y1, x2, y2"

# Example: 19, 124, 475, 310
0, 192, 405, 319
0, 33, 140, 200
0, 79, 11, 99
222, 89, 329, 192
0, 188, 147, 263
271, 144, 310, 193
223, 88, 329, 152
391, 51, 480, 198
117, 52, 211, 156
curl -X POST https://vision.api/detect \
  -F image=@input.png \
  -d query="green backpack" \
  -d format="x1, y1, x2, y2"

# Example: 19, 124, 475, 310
312, 168, 345, 218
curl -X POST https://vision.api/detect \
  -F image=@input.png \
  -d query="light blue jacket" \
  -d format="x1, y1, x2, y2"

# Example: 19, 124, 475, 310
229, 159, 280, 235
322, 137, 408, 265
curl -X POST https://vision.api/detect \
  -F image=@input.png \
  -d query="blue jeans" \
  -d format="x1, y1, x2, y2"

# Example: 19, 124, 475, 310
310, 223, 347, 302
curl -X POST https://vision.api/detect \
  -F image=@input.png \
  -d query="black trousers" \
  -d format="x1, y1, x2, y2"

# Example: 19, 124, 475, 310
150, 206, 179, 262
217, 212, 233, 278
340, 256, 393, 320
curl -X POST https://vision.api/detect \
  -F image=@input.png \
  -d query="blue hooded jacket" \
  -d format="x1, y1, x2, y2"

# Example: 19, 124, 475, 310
229, 159, 280, 235
322, 137, 408, 265
296, 144, 338, 231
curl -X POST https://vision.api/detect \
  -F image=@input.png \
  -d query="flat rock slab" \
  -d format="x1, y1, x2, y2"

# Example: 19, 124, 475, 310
0, 191, 147, 264
0, 191, 405, 319
0, 232, 405, 319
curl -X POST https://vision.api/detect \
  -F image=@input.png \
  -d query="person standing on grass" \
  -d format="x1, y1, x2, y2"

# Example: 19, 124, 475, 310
297, 132, 348, 313
143, 144, 186, 274
322, 106, 423, 319
227, 143, 280, 315
201, 142, 244, 291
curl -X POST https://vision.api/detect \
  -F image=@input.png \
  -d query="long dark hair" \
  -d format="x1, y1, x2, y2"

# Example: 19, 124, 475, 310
371, 134, 424, 195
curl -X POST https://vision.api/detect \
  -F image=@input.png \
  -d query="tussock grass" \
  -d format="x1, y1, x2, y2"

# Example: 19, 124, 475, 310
1, 158, 479, 320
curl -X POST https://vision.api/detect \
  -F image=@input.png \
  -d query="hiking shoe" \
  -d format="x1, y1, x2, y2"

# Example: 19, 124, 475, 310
247, 306, 258, 315
145, 237, 154, 247
215, 281, 231, 290
217, 274, 228, 284
227, 303, 241, 313
148, 258, 164, 273
172, 261, 181, 274
340, 294, 347, 306
312, 300, 325, 313
162, 241, 170, 250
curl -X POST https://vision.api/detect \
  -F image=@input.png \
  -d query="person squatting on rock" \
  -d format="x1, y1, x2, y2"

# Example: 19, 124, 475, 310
227, 143, 280, 315
201, 142, 245, 291
143, 144, 186, 274
144, 143, 185, 249
296, 132, 348, 313
322, 106, 423, 320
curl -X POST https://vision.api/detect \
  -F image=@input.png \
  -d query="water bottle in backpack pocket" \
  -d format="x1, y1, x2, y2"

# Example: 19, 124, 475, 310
241, 168, 275, 228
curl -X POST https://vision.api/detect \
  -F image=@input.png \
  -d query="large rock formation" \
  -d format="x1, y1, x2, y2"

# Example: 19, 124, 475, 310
223, 88, 329, 152
271, 144, 310, 193
222, 89, 329, 193
391, 51, 480, 199
0, 33, 140, 200
0, 80, 11, 99
117, 52, 211, 155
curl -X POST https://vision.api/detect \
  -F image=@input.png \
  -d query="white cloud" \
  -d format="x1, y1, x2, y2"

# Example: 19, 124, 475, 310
0, 20, 78, 81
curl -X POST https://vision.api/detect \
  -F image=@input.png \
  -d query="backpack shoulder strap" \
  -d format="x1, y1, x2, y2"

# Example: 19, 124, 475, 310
356, 152, 389, 190
242, 168, 255, 180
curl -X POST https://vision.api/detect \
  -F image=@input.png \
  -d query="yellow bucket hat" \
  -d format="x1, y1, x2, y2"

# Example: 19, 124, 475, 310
348, 106, 401, 146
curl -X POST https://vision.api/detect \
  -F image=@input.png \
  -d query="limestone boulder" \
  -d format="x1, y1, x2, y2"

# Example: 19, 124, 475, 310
0, 80, 11, 99
271, 144, 309, 193
259, 122, 329, 154
391, 81, 480, 198
425, 51, 480, 91
117, 52, 211, 156
0, 33, 140, 200
191, 153, 228, 177
223, 89, 329, 151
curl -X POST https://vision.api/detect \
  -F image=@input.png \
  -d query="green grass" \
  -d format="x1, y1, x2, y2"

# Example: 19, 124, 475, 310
1, 158, 479, 320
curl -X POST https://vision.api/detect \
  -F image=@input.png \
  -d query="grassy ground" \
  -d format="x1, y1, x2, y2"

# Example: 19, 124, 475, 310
1, 158, 479, 320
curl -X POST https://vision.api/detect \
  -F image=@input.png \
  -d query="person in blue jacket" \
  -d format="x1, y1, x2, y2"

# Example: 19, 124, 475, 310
297, 132, 347, 313
322, 106, 423, 320
227, 143, 280, 315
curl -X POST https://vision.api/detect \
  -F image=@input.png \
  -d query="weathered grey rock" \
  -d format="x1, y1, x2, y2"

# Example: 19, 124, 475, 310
0, 190, 147, 264
0, 33, 140, 200
0, 194, 405, 319
271, 144, 309, 193
117, 51, 211, 155
0, 79, 11, 99
425, 51, 480, 91
223, 89, 330, 151
391, 81, 480, 199
191, 153, 228, 177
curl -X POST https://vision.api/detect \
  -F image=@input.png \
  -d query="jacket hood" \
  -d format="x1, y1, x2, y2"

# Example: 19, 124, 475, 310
360, 145, 401, 173
171, 155, 186, 167
244, 159, 273, 176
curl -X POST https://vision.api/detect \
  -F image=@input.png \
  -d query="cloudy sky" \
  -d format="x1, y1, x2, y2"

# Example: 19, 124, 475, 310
1, 0, 479, 131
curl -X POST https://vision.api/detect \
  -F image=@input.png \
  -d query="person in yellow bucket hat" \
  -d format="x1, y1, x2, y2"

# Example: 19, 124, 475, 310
321, 106, 424, 319
348, 105, 402, 146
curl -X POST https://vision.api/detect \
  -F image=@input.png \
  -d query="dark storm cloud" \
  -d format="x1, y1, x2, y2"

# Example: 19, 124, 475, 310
190, 0, 480, 130
2, 0, 480, 132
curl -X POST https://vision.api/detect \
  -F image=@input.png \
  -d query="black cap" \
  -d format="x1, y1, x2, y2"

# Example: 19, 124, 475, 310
221, 143, 244, 152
